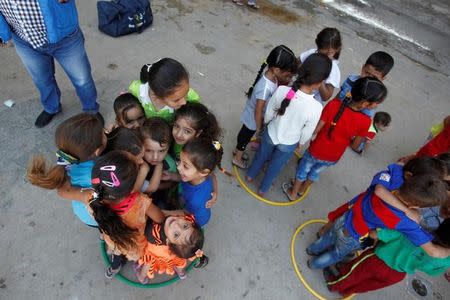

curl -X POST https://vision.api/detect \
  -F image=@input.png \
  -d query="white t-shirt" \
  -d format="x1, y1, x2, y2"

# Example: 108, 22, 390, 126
299, 48, 340, 105
265, 86, 323, 145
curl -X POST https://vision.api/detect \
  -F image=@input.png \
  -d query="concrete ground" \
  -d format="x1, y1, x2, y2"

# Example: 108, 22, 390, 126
1, 0, 449, 299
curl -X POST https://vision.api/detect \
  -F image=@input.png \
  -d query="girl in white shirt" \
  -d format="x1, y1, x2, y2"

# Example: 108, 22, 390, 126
245, 53, 332, 196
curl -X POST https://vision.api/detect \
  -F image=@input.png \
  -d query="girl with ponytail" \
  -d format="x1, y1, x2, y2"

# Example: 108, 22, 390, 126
90, 150, 164, 278
285, 77, 387, 200
245, 53, 332, 197
233, 45, 298, 169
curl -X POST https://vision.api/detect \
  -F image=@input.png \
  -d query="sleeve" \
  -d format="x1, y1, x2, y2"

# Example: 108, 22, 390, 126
128, 80, 141, 99
187, 88, 201, 103
325, 63, 341, 88
298, 106, 322, 145
416, 126, 450, 157
254, 83, 271, 101
376, 228, 402, 243
356, 116, 372, 138
395, 218, 433, 246
264, 87, 284, 124
369, 164, 404, 191
365, 131, 377, 141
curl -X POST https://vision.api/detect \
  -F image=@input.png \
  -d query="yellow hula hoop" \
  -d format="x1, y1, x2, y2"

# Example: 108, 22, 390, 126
233, 165, 310, 206
290, 219, 354, 300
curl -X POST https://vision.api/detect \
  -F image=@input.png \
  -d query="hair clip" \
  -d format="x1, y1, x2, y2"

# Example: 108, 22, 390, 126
91, 178, 101, 184
100, 165, 116, 171
345, 91, 352, 99
56, 150, 78, 166
195, 249, 204, 258
212, 141, 221, 151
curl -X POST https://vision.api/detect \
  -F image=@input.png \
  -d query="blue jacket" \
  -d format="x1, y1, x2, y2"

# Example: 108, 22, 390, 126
0, 0, 79, 44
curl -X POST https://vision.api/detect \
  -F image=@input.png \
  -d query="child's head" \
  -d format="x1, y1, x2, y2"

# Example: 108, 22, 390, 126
90, 150, 139, 250
403, 156, 445, 180
436, 152, 450, 181
277, 53, 331, 116
140, 58, 190, 109
173, 102, 222, 146
140, 117, 172, 166
104, 127, 144, 165
247, 45, 298, 96
432, 219, 450, 248
113, 93, 145, 129
373, 111, 391, 131
178, 139, 223, 183
315, 27, 342, 60
399, 174, 448, 208
164, 215, 204, 259
361, 51, 394, 81
27, 113, 106, 190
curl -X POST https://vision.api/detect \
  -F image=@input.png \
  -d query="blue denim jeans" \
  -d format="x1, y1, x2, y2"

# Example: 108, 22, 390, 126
307, 215, 362, 269
247, 130, 297, 193
12, 27, 98, 114
295, 150, 336, 182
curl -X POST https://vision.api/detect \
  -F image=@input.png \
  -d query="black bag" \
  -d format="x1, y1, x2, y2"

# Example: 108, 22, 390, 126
97, 0, 153, 37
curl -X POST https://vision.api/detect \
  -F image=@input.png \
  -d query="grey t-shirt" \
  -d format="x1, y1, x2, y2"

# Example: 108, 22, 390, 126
240, 74, 277, 131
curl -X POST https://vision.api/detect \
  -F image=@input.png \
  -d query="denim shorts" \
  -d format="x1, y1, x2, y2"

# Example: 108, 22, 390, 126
295, 150, 336, 182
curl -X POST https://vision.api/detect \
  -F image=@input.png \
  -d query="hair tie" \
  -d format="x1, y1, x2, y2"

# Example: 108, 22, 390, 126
56, 150, 78, 166
331, 122, 337, 126
286, 89, 296, 101
146, 64, 152, 72
345, 91, 352, 99
195, 249, 204, 258
212, 141, 221, 151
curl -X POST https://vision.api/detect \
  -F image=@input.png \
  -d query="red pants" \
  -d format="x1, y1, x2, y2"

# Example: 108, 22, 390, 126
327, 249, 406, 296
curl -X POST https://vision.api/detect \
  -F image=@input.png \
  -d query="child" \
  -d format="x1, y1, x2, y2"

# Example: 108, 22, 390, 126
306, 174, 449, 270
338, 51, 394, 117
172, 102, 222, 161
89, 150, 165, 278
166, 139, 225, 227
108, 93, 145, 131
103, 127, 145, 165
351, 111, 391, 154
128, 58, 200, 121
285, 77, 387, 199
233, 45, 298, 169
326, 219, 450, 296
299, 28, 342, 105
245, 53, 332, 197
136, 214, 206, 282
27, 114, 106, 227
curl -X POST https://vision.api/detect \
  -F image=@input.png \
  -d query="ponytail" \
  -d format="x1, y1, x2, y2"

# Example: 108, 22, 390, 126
140, 64, 153, 84
27, 154, 67, 189
327, 93, 350, 138
246, 61, 267, 98
277, 76, 301, 116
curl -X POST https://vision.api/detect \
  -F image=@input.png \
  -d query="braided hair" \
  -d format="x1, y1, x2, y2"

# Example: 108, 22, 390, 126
246, 45, 298, 98
327, 77, 387, 138
277, 53, 332, 116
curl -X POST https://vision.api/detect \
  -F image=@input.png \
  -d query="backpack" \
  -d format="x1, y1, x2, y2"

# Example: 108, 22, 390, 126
97, 0, 153, 37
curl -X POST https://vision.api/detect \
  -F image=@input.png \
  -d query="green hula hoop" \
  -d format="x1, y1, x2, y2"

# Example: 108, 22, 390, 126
100, 240, 198, 288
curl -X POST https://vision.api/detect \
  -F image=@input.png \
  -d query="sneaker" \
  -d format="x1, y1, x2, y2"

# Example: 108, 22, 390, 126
105, 266, 121, 279
34, 110, 60, 128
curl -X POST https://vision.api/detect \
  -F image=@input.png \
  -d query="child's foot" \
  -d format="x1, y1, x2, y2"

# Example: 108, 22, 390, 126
133, 262, 149, 284
306, 248, 318, 256
306, 259, 313, 269
232, 0, 244, 5
174, 267, 187, 280
245, 175, 254, 183
281, 181, 302, 201
105, 266, 121, 279
247, 2, 260, 9
232, 157, 249, 169
232, 150, 249, 161
257, 190, 265, 197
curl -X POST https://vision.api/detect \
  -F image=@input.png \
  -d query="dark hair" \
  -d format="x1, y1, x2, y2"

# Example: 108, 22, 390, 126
433, 219, 450, 248
374, 111, 391, 127
113, 93, 145, 127
174, 102, 222, 142
246, 45, 298, 97
140, 117, 172, 147
365, 51, 394, 77
399, 174, 448, 207
140, 58, 189, 98
27, 113, 104, 190
90, 151, 139, 251
168, 221, 204, 258
182, 138, 224, 173
328, 77, 387, 138
403, 156, 445, 178
315, 28, 342, 59
277, 53, 331, 116
436, 152, 450, 177
103, 127, 143, 156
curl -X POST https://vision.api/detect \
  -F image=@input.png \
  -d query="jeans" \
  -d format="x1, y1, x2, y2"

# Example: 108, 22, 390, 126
247, 130, 297, 193
295, 150, 336, 182
307, 215, 362, 269
12, 27, 98, 114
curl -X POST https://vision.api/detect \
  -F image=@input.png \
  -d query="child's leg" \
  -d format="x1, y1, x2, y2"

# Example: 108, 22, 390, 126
234, 125, 256, 168
287, 150, 315, 198
174, 266, 187, 279
299, 156, 335, 195
105, 254, 126, 278
246, 130, 275, 181
258, 143, 296, 194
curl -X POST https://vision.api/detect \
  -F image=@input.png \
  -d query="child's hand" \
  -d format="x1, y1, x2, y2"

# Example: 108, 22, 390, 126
205, 192, 217, 208
368, 229, 378, 242
405, 208, 421, 223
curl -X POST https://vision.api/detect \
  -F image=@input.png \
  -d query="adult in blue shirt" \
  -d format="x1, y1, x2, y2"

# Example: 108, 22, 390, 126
0, 0, 101, 127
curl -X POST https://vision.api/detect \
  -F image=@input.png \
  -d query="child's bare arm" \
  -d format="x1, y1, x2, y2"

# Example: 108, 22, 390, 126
133, 162, 150, 193
254, 99, 266, 131
161, 170, 181, 182
145, 202, 165, 223
318, 82, 334, 102
57, 181, 91, 204
312, 120, 325, 138
350, 136, 365, 152
375, 185, 420, 223
144, 163, 163, 194
162, 209, 186, 217
206, 173, 218, 209
421, 242, 450, 258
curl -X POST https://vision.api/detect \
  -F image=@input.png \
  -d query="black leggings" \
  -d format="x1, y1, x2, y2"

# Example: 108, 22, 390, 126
110, 254, 127, 270
236, 124, 256, 151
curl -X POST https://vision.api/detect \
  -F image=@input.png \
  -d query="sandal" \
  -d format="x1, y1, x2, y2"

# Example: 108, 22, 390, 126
232, 157, 249, 169
174, 267, 187, 280
281, 181, 302, 201
232, 150, 249, 161
194, 256, 209, 268
105, 266, 121, 279
133, 262, 149, 284
247, 2, 260, 9
232, 0, 244, 5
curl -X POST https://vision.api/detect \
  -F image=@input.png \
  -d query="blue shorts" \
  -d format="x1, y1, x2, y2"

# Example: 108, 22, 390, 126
295, 150, 336, 182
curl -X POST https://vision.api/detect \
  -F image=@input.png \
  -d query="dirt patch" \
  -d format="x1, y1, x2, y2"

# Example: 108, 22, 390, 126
256, 0, 303, 24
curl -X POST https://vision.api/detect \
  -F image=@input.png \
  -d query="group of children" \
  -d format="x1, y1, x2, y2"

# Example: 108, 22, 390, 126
25, 25, 450, 295
231, 27, 450, 295
27, 58, 225, 282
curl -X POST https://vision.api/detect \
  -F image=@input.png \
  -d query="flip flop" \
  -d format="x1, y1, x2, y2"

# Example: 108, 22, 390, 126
232, 0, 244, 6
281, 181, 303, 201
232, 157, 249, 169
247, 3, 260, 9
232, 150, 249, 161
